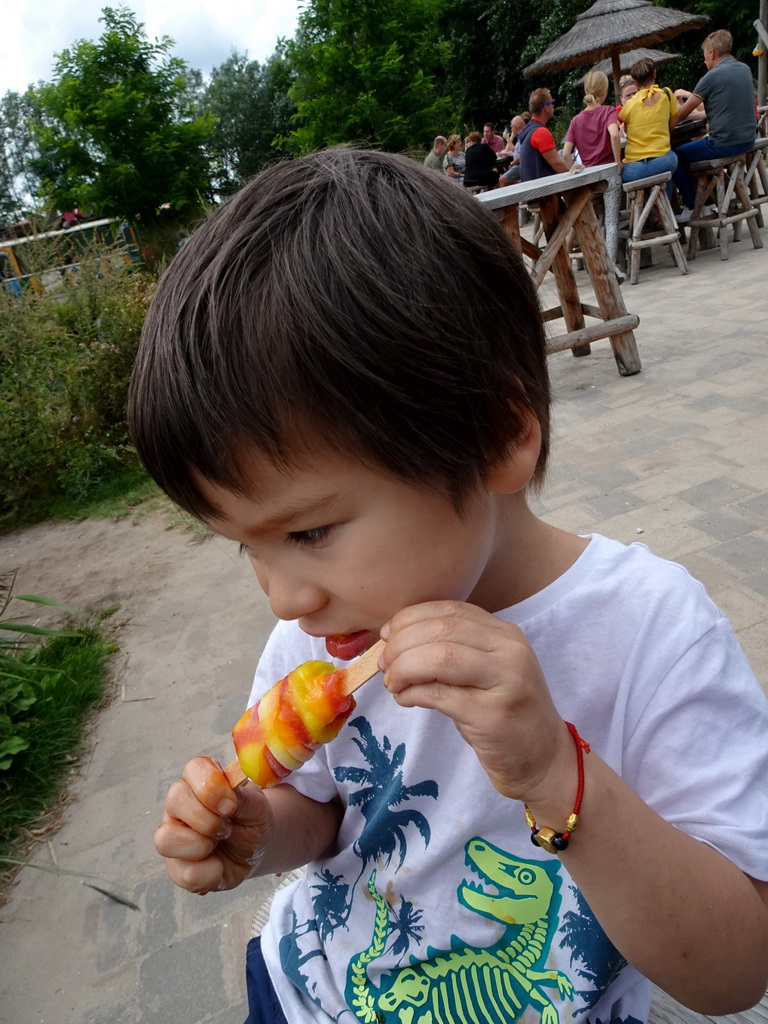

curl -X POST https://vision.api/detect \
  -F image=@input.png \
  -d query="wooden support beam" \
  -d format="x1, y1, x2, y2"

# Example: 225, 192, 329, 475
530, 190, 591, 290
546, 314, 640, 354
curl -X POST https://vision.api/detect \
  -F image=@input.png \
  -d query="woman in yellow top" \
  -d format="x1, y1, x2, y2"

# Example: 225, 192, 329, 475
619, 57, 679, 196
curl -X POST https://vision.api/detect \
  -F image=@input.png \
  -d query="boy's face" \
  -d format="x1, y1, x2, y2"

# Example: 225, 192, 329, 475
198, 447, 506, 647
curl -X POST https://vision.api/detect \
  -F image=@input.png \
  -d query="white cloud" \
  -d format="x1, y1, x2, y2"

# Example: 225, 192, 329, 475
1, 0, 302, 96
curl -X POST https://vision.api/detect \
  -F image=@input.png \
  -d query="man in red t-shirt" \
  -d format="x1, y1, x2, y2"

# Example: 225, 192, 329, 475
518, 89, 569, 182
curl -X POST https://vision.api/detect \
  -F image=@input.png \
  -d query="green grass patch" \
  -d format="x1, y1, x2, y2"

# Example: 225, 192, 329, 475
45, 470, 212, 541
0, 614, 117, 867
45, 469, 163, 523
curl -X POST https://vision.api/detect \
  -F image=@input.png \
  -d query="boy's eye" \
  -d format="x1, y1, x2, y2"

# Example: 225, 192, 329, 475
288, 525, 332, 548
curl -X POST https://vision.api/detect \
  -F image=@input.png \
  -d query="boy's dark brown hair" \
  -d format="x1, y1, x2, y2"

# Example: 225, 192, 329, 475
128, 148, 551, 520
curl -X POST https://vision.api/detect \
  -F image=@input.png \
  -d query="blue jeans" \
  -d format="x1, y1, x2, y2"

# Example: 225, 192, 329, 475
673, 137, 753, 208
622, 151, 678, 199
245, 936, 289, 1024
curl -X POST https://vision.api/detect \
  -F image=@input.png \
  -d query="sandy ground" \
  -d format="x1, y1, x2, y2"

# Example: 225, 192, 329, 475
0, 509, 280, 1024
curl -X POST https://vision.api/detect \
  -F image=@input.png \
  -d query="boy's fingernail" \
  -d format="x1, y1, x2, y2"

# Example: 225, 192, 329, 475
218, 799, 236, 816
216, 822, 233, 841
380, 623, 391, 639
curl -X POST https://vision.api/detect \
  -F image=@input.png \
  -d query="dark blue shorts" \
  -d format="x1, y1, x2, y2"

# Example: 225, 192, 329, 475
245, 936, 289, 1024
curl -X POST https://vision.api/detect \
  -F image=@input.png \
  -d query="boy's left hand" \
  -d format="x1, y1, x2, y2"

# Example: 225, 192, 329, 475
380, 601, 573, 806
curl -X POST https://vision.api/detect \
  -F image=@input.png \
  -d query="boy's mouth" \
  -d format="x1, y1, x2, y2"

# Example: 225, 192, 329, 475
325, 630, 378, 660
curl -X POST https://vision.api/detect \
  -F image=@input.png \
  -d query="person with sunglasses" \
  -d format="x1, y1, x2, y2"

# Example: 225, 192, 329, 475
517, 89, 570, 181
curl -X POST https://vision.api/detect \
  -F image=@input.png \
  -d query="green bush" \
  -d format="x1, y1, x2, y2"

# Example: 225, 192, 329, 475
0, 245, 155, 526
0, 570, 116, 860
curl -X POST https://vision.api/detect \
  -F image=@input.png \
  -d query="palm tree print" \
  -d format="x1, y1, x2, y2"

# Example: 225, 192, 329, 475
333, 716, 439, 871
560, 885, 627, 1011
310, 868, 350, 940
386, 895, 425, 962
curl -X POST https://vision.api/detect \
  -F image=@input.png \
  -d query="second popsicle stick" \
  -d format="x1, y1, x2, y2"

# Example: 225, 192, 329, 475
224, 638, 386, 789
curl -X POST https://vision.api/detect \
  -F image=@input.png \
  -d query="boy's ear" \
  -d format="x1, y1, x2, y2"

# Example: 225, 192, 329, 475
486, 411, 542, 494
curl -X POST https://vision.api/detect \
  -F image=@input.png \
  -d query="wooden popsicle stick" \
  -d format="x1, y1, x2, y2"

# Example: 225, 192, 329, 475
223, 638, 386, 789
339, 638, 386, 695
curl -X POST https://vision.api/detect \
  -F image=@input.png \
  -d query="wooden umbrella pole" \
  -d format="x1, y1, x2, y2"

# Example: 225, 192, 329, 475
758, 0, 768, 107
611, 46, 623, 105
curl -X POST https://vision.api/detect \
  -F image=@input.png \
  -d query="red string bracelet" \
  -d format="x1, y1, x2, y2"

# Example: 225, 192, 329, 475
524, 721, 590, 854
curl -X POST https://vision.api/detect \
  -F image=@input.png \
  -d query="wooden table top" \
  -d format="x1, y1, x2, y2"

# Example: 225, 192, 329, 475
475, 163, 620, 211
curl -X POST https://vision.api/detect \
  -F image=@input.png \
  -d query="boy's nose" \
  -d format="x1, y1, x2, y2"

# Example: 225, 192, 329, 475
260, 567, 328, 624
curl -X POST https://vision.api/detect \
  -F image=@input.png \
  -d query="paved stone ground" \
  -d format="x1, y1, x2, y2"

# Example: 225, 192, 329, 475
0, 217, 766, 1024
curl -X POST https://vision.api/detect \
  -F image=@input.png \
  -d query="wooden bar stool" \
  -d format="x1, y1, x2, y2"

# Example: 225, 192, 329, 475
686, 152, 762, 261
745, 137, 768, 228
620, 172, 688, 285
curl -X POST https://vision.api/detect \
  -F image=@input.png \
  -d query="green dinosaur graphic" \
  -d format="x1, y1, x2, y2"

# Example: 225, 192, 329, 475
346, 838, 574, 1024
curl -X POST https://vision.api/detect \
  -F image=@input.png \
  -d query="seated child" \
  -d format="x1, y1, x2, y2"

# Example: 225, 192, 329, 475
129, 148, 768, 1024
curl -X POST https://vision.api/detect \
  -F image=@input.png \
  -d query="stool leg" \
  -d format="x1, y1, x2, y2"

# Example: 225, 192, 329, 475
734, 164, 764, 251
757, 159, 768, 227
656, 191, 689, 276
630, 190, 642, 285
721, 163, 742, 243
687, 175, 707, 260
716, 170, 729, 260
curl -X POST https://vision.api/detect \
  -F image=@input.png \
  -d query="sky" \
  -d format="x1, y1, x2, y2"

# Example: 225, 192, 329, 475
2, 0, 303, 96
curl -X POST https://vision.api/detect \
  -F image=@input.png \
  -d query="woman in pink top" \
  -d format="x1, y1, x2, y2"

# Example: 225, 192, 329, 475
563, 70, 623, 278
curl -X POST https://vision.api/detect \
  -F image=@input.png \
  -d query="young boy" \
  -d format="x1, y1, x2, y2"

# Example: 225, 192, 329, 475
129, 148, 768, 1024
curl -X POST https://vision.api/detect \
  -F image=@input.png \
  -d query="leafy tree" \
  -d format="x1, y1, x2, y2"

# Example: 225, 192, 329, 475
286, 0, 455, 153
440, 0, 599, 131
28, 6, 214, 222
0, 90, 43, 227
440, 0, 540, 129
657, 0, 761, 94
203, 46, 296, 196
681, 0, 757, 63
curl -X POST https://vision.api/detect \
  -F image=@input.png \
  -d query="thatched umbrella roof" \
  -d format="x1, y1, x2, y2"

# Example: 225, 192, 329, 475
578, 47, 679, 83
524, 0, 707, 100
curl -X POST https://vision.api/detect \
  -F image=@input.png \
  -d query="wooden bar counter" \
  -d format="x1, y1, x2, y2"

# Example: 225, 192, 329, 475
476, 163, 642, 377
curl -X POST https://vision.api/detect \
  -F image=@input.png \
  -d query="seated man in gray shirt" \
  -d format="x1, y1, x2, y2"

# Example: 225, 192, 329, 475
671, 28, 757, 219
423, 136, 448, 171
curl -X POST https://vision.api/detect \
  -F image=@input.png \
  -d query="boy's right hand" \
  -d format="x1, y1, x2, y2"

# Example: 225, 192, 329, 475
155, 756, 274, 894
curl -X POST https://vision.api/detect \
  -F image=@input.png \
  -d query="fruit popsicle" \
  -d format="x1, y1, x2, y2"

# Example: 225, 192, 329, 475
225, 638, 385, 789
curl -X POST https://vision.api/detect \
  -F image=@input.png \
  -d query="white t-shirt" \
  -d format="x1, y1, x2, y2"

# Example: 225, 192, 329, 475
250, 534, 768, 1023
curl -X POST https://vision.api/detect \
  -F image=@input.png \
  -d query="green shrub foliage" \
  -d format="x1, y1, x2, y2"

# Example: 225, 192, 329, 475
0, 570, 116, 858
0, 249, 153, 524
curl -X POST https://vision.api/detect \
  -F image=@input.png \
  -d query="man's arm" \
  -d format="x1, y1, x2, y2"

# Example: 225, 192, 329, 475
671, 92, 704, 127
543, 147, 570, 174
